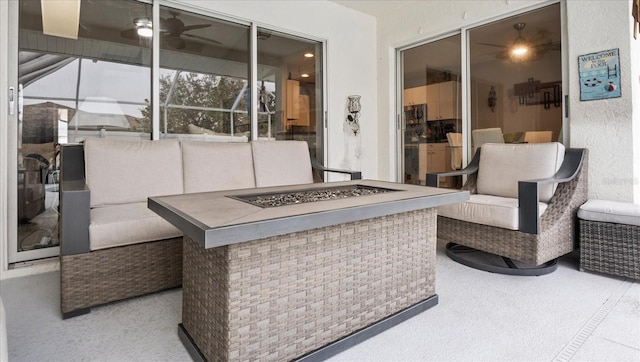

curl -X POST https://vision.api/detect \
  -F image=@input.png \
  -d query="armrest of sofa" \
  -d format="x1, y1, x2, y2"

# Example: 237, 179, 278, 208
310, 157, 362, 180
426, 148, 481, 187
60, 180, 90, 255
518, 148, 586, 234
60, 144, 90, 255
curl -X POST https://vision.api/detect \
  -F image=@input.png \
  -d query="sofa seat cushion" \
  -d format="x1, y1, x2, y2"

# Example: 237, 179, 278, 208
477, 142, 564, 203
89, 202, 181, 251
578, 199, 640, 226
438, 194, 548, 230
181, 141, 256, 193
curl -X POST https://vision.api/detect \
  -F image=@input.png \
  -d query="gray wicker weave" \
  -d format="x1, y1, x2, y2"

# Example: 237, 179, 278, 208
181, 208, 436, 361
579, 219, 640, 280
438, 152, 588, 266
60, 237, 182, 315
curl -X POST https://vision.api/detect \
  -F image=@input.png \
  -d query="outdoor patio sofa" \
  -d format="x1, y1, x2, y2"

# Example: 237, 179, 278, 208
427, 142, 588, 275
59, 138, 360, 318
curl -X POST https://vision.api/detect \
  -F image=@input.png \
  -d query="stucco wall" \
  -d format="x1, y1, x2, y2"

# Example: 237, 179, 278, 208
566, 0, 637, 202
373, 0, 637, 201
178, 0, 378, 179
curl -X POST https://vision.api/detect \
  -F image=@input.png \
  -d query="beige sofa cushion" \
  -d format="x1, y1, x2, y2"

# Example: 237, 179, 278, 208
251, 140, 313, 187
89, 202, 181, 250
181, 141, 256, 193
477, 142, 564, 203
438, 194, 548, 230
85, 139, 183, 207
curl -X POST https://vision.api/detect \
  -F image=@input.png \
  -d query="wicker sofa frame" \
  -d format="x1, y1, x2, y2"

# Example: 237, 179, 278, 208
427, 146, 588, 274
59, 142, 361, 319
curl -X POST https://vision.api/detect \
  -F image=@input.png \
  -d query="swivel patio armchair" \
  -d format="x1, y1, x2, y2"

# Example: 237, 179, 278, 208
427, 142, 588, 275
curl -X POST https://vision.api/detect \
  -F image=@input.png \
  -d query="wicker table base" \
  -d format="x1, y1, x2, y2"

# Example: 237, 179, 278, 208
180, 208, 437, 361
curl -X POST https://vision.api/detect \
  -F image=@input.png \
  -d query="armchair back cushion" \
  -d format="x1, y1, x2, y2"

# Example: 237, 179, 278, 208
476, 142, 565, 203
85, 139, 183, 207
251, 140, 313, 187
182, 141, 255, 193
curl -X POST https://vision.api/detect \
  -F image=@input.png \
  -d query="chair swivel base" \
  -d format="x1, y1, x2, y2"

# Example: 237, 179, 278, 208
445, 243, 558, 276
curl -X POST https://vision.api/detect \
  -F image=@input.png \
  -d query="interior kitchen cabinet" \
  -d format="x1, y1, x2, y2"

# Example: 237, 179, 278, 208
403, 86, 427, 107
418, 143, 457, 188
426, 81, 460, 121
285, 79, 310, 127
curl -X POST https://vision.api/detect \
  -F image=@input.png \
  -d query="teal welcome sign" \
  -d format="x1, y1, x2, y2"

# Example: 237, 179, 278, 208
579, 48, 621, 101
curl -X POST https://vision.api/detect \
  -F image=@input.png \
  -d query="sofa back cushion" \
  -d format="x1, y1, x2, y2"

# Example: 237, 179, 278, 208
251, 140, 313, 187
476, 142, 565, 203
85, 139, 183, 207
181, 141, 256, 193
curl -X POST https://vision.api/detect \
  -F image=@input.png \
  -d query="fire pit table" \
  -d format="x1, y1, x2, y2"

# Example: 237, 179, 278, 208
149, 180, 468, 361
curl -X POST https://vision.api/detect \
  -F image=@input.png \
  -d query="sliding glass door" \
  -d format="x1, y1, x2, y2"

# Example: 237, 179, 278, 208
7, 0, 326, 264
399, 3, 562, 182
469, 4, 562, 154
400, 34, 462, 187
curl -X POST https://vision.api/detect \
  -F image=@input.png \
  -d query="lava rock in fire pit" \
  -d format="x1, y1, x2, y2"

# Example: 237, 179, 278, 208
239, 185, 395, 208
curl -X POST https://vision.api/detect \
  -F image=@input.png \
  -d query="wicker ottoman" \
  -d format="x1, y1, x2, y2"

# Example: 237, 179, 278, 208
578, 200, 640, 280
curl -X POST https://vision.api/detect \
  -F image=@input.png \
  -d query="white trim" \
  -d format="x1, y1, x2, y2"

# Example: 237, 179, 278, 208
250, 24, 258, 140
152, 1, 160, 140
0, 0, 11, 275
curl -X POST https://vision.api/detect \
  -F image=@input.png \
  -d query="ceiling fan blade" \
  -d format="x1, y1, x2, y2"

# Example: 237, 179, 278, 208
476, 42, 508, 48
120, 28, 139, 40
182, 24, 211, 32
164, 36, 186, 50
181, 33, 222, 45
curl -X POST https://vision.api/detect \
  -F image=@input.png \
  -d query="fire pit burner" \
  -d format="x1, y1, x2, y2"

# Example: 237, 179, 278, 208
231, 185, 398, 208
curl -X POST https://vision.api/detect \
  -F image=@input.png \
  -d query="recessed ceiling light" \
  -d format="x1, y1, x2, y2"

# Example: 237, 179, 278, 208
301, 73, 310, 78
304, 52, 314, 58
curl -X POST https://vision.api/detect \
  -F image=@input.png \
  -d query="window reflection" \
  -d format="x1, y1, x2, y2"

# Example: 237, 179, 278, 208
257, 28, 324, 164
158, 6, 250, 142
17, 0, 152, 253
469, 3, 562, 153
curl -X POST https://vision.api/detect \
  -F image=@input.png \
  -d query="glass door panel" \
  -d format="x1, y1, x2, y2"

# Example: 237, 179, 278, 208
256, 28, 324, 175
468, 4, 562, 156
13, 0, 152, 262
401, 35, 461, 187
158, 6, 250, 142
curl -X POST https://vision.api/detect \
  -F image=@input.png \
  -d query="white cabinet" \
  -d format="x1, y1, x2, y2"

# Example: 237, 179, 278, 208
426, 81, 460, 121
403, 86, 427, 107
418, 143, 457, 187
286, 80, 310, 126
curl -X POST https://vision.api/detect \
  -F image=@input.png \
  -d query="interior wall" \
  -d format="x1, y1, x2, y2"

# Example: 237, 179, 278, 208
176, 0, 378, 178
373, 0, 637, 201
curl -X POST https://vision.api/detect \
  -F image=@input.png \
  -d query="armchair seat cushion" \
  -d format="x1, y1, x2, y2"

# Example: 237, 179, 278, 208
89, 202, 181, 251
438, 194, 548, 230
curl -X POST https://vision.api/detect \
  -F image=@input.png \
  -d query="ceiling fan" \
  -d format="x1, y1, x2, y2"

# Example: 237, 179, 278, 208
478, 22, 560, 62
121, 11, 222, 49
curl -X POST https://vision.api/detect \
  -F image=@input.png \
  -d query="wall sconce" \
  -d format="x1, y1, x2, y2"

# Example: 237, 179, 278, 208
346, 95, 361, 135
488, 86, 497, 112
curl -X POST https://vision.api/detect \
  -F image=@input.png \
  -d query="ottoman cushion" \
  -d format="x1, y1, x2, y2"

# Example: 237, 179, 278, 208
578, 199, 640, 226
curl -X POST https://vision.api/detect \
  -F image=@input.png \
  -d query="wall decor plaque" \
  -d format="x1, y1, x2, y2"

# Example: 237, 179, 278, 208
579, 48, 621, 101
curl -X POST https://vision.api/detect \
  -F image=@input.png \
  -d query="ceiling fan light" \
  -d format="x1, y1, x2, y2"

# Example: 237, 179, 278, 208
137, 26, 153, 38
134, 18, 153, 38
511, 46, 528, 56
